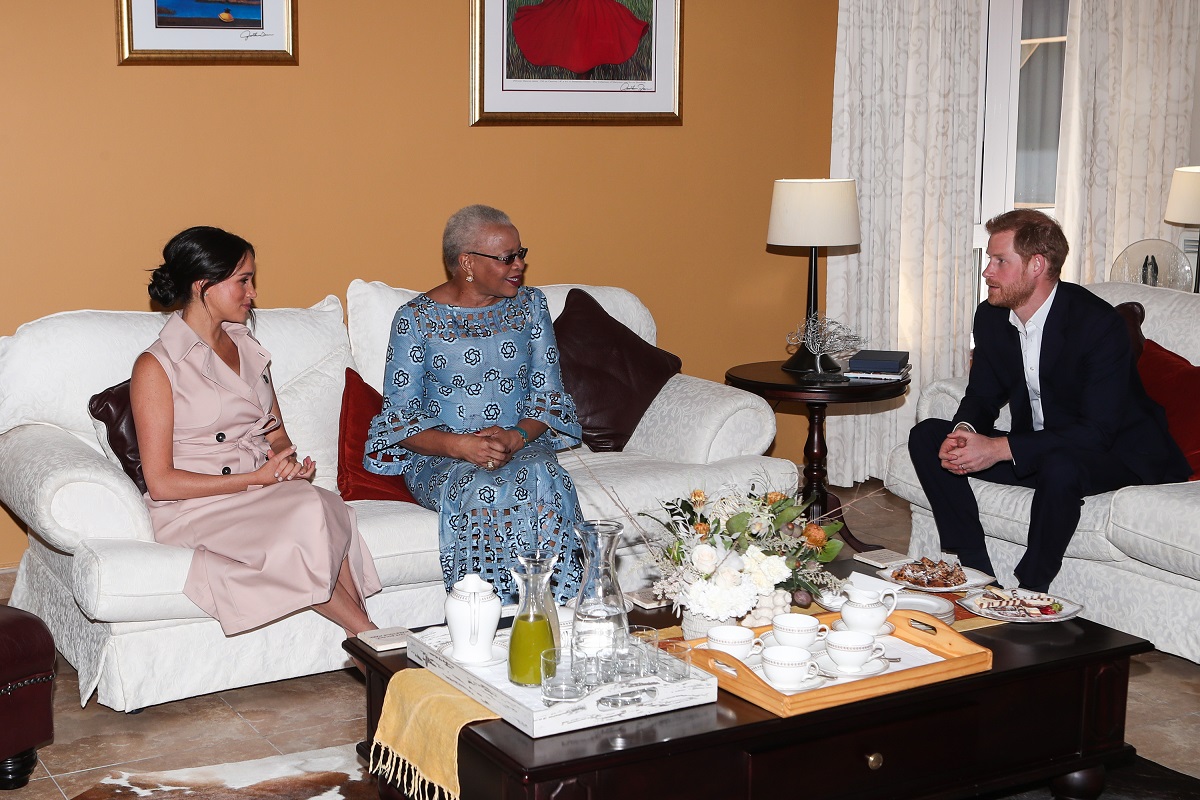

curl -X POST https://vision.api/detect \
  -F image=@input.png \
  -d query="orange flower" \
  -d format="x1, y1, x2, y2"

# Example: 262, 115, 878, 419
802, 522, 828, 549
690, 489, 707, 507
765, 491, 788, 504
693, 522, 711, 538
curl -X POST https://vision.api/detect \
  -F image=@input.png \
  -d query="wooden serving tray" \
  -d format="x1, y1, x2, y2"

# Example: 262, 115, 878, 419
687, 609, 992, 718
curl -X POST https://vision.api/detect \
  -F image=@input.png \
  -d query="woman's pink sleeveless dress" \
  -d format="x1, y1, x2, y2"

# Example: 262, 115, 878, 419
143, 313, 381, 635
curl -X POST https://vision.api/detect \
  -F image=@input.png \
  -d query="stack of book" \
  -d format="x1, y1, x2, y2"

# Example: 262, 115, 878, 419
845, 349, 910, 381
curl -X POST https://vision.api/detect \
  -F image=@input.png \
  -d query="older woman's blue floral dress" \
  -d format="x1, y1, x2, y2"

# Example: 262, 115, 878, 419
364, 287, 584, 604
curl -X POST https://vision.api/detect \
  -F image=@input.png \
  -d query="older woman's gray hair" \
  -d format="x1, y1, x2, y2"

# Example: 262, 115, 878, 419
442, 204, 514, 272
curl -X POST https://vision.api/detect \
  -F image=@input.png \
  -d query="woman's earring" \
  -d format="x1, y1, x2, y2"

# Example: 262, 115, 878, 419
465, 273, 474, 282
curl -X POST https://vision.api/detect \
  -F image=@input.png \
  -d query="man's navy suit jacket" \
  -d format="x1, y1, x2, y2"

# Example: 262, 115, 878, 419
952, 281, 1189, 484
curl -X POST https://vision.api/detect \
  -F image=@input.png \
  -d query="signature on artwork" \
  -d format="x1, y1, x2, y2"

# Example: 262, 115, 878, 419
619, 83, 650, 92
240, 30, 274, 40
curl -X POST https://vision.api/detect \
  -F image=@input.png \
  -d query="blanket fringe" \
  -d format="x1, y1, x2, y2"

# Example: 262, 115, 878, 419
371, 740, 455, 800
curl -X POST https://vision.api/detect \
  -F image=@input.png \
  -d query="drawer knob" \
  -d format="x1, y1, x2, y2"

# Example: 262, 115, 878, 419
866, 752, 884, 770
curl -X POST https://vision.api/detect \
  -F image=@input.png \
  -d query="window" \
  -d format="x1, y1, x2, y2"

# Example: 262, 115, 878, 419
973, 0, 1070, 297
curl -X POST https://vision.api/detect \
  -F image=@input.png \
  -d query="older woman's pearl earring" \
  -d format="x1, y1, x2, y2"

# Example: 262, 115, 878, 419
465, 274, 474, 282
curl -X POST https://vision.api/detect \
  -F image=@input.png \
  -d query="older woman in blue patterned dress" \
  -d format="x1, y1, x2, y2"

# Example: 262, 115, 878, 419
364, 205, 584, 604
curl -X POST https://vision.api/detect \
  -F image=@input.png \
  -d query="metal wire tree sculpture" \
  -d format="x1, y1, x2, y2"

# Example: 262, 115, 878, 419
786, 314, 867, 383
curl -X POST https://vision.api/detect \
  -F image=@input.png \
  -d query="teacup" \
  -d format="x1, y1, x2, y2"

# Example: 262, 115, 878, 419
825, 630, 888, 673
772, 613, 830, 648
761, 645, 821, 688
706, 626, 764, 661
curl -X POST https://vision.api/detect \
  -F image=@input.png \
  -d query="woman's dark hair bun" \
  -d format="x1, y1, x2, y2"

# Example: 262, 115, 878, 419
148, 266, 179, 307
148, 225, 255, 309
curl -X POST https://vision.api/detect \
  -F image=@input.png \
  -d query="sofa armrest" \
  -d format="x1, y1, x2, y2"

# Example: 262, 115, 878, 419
914, 377, 968, 421
0, 424, 153, 554
623, 374, 777, 464
915, 376, 1012, 429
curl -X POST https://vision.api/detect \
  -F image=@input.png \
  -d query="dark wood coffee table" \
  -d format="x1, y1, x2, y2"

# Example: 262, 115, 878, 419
725, 361, 911, 552
345, 595, 1150, 800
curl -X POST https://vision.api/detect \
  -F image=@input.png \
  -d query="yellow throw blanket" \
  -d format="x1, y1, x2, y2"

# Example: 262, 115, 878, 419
371, 669, 499, 800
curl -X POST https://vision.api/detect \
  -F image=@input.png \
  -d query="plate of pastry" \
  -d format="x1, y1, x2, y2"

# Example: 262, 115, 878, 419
957, 587, 1082, 623
879, 558, 993, 592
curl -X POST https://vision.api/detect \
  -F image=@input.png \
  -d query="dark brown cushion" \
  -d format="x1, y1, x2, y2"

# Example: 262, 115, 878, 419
88, 379, 147, 494
553, 288, 682, 451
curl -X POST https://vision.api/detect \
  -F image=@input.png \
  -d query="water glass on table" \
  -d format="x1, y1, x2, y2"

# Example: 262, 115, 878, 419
541, 647, 587, 706
623, 625, 660, 675
657, 641, 693, 682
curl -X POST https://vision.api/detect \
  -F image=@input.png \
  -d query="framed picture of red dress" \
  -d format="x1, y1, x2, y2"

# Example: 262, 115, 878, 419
116, 0, 298, 65
471, 0, 682, 125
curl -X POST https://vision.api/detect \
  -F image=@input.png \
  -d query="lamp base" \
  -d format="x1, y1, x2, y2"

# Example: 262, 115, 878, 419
781, 347, 844, 376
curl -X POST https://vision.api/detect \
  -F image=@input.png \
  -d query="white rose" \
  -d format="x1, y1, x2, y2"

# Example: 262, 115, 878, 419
713, 566, 743, 588
690, 544, 719, 575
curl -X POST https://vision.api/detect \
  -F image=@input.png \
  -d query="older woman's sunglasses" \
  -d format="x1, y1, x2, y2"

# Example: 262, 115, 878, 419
468, 247, 528, 266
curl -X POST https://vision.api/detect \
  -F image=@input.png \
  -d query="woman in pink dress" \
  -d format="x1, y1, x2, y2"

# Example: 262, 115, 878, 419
131, 226, 381, 641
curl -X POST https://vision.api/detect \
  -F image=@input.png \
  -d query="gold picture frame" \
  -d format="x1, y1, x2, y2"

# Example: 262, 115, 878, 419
471, 0, 682, 125
116, 0, 298, 66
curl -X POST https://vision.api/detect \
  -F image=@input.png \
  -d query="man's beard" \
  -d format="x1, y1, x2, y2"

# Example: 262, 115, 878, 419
987, 274, 1036, 310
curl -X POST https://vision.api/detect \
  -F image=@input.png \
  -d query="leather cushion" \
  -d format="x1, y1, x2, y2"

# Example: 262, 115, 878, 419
554, 288, 682, 451
88, 379, 147, 494
1138, 339, 1200, 480
337, 368, 417, 503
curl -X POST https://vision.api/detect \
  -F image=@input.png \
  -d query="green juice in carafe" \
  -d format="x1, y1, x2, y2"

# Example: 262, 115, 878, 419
508, 614, 556, 686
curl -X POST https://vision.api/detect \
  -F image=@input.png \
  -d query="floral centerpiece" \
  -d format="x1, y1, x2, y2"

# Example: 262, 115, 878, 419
641, 486, 845, 637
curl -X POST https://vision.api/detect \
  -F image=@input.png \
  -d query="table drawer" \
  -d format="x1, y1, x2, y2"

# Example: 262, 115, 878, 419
746, 703, 980, 799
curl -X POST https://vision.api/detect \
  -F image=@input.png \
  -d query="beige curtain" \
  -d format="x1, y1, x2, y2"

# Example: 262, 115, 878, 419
824, 0, 982, 488
1055, 0, 1200, 285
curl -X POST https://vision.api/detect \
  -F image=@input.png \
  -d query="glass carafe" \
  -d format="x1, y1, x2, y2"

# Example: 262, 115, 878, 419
508, 549, 560, 686
571, 520, 629, 656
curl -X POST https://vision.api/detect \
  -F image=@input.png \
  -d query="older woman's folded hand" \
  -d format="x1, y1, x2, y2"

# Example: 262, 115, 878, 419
457, 431, 512, 471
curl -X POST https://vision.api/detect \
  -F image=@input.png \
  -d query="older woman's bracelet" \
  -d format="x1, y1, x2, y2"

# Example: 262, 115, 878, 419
513, 425, 531, 445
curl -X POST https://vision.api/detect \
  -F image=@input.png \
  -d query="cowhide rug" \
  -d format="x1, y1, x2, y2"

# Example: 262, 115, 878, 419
72, 744, 376, 800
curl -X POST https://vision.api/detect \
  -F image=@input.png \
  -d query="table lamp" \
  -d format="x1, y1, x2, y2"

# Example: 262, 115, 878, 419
767, 178, 862, 374
1164, 165, 1200, 293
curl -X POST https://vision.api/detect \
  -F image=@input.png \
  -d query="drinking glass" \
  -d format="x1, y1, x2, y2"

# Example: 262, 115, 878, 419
657, 641, 692, 682
624, 625, 660, 675
541, 647, 587, 706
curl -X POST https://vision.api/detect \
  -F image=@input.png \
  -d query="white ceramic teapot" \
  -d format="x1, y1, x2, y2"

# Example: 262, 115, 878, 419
839, 584, 898, 635
445, 573, 502, 663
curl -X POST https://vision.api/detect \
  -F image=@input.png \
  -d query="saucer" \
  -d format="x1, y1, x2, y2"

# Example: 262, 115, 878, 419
815, 652, 889, 677
695, 642, 761, 672
814, 592, 846, 612
757, 670, 826, 693
439, 642, 507, 667
761, 631, 827, 653
831, 620, 896, 636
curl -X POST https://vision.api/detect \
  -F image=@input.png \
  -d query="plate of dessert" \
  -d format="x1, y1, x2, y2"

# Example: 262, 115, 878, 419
878, 557, 993, 593
957, 587, 1082, 623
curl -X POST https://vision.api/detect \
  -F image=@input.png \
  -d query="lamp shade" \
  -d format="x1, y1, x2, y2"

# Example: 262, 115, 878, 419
1165, 166, 1200, 225
766, 178, 861, 247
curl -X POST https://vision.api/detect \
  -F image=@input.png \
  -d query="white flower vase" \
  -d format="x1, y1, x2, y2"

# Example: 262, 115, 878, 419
681, 608, 726, 640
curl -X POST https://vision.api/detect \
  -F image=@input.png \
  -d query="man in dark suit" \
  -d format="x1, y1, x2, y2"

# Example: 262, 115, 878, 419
909, 210, 1189, 592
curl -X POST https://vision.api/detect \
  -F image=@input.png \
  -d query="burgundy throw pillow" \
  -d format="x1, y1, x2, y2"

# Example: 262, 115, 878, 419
337, 368, 418, 503
1138, 339, 1200, 481
553, 288, 682, 452
88, 379, 148, 494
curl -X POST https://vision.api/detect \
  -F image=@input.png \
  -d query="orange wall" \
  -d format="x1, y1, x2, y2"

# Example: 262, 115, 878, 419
0, 1, 838, 567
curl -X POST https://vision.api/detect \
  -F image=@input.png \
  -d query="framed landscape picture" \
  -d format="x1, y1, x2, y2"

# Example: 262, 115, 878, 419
116, 0, 298, 65
471, 0, 682, 125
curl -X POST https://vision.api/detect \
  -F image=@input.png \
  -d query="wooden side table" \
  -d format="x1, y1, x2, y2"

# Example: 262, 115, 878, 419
725, 360, 910, 552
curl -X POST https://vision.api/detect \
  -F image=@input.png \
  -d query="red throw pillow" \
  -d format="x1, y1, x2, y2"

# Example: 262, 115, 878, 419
1138, 340, 1200, 481
337, 368, 418, 503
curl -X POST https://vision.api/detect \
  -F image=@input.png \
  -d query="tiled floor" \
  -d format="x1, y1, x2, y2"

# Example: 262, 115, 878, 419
3, 479, 1199, 798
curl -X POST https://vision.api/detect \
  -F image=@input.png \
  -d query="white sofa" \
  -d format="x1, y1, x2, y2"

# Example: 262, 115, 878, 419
885, 282, 1200, 663
0, 282, 797, 710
